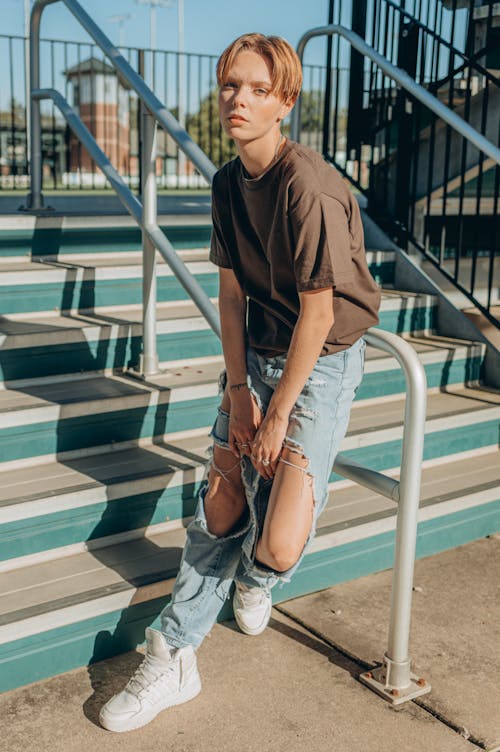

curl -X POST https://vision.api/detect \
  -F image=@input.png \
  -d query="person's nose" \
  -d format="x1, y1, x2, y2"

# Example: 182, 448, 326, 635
232, 85, 248, 109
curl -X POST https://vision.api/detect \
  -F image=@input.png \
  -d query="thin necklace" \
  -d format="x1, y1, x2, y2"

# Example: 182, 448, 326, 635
242, 133, 285, 182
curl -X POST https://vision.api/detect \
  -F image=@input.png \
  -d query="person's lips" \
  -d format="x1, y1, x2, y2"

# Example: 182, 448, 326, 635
228, 114, 248, 124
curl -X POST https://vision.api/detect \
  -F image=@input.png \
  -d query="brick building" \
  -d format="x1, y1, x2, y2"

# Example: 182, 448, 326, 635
65, 57, 134, 177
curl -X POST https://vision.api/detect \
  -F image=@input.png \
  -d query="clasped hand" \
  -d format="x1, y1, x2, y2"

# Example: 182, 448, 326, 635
228, 390, 288, 479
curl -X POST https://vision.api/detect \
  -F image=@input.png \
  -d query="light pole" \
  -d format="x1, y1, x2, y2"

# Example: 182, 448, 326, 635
177, 0, 186, 180
136, 0, 186, 180
135, 0, 173, 80
109, 14, 131, 48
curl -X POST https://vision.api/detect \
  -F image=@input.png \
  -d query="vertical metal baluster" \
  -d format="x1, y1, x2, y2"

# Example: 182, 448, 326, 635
9, 37, 18, 189
64, 41, 70, 191
322, 0, 335, 158
50, 40, 56, 188
333, 13, 341, 160
208, 58, 214, 165
486, 143, 499, 315
140, 103, 159, 377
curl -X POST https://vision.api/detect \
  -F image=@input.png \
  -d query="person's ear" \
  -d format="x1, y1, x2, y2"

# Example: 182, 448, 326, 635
277, 96, 296, 121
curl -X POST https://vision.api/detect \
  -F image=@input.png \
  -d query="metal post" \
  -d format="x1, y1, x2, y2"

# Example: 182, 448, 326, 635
359, 329, 430, 705
385, 351, 427, 677
24, 1, 47, 209
139, 105, 160, 376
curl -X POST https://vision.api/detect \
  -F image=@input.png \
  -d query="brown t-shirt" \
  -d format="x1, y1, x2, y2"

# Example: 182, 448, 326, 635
210, 139, 381, 357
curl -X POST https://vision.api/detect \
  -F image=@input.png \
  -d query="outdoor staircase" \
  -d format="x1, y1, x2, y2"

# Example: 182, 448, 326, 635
0, 209, 499, 693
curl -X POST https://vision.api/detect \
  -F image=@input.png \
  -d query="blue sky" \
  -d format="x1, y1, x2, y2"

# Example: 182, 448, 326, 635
1, 0, 338, 65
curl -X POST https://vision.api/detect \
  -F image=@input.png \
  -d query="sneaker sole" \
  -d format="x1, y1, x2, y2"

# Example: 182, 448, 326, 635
99, 676, 202, 733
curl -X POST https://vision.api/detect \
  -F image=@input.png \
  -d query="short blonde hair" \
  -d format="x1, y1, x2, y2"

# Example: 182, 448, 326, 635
216, 33, 302, 104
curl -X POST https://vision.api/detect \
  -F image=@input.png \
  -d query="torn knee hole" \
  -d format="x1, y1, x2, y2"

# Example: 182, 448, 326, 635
279, 445, 311, 472
278, 446, 316, 507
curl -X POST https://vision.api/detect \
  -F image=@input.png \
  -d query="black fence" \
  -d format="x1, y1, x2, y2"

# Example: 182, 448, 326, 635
0, 34, 327, 191
321, 0, 499, 325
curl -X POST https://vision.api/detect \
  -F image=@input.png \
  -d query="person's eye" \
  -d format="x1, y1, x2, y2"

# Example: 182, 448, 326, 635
223, 81, 237, 89
255, 88, 268, 95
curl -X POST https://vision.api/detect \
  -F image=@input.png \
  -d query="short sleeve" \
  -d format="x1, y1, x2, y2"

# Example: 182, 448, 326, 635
209, 182, 232, 269
290, 192, 354, 292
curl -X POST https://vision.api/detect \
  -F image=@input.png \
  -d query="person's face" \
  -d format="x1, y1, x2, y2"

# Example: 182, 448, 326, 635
218, 50, 293, 145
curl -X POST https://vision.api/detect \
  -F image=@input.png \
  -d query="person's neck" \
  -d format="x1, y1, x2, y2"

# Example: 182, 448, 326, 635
237, 131, 285, 179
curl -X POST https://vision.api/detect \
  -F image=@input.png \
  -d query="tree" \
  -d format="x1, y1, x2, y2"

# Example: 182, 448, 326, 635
186, 88, 236, 168
299, 89, 324, 133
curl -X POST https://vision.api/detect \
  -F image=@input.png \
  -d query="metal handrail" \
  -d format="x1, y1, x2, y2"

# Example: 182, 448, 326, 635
27, 0, 216, 212
380, 0, 500, 88
27, 2, 431, 706
293, 25, 441, 706
291, 24, 500, 167
27, 0, 221, 375
31, 87, 221, 349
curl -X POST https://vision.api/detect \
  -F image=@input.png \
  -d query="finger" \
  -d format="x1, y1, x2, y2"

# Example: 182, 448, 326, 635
252, 456, 273, 480
228, 430, 241, 458
237, 436, 252, 457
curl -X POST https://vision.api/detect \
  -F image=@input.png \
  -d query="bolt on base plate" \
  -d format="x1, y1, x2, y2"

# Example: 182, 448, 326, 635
360, 665, 431, 705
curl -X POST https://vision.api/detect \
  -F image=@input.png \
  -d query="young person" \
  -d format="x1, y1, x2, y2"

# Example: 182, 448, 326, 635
100, 32, 381, 733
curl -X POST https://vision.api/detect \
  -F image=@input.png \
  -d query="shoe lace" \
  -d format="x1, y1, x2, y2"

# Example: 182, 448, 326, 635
126, 652, 176, 696
236, 583, 269, 608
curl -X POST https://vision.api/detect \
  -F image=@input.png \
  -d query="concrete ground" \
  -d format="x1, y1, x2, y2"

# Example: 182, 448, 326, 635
1, 535, 500, 752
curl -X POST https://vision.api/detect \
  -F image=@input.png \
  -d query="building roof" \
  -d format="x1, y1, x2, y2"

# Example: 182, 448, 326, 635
64, 57, 117, 77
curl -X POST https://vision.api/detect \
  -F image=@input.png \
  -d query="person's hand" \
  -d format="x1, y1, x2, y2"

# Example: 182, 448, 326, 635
250, 409, 289, 479
228, 388, 262, 458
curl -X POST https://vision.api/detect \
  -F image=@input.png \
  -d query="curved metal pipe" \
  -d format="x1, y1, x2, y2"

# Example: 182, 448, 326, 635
32, 88, 221, 339
292, 24, 500, 166
27, 0, 217, 209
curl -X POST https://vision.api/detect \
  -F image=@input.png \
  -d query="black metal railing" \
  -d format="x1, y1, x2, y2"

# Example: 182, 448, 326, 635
319, 0, 499, 326
0, 33, 326, 191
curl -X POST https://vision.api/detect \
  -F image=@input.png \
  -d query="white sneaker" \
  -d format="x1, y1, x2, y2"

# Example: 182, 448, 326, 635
99, 627, 201, 733
233, 581, 272, 636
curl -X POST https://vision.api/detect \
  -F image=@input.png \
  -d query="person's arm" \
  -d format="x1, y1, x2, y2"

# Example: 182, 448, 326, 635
250, 286, 334, 478
218, 267, 263, 458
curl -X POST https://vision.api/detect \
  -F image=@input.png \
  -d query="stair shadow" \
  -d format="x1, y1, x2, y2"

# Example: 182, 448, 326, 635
0, 254, 208, 699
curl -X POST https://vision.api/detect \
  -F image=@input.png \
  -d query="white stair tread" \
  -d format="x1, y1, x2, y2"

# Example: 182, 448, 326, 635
0, 449, 498, 626
0, 333, 489, 419
0, 248, 393, 274
0, 248, 210, 273
0, 435, 209, 506
0, 387, 498, 507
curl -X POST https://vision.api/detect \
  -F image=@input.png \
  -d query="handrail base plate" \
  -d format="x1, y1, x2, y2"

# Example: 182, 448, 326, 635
360, 665, 431, 705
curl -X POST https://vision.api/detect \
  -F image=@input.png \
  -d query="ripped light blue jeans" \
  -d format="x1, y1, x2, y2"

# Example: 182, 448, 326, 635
160, 337, 366, 648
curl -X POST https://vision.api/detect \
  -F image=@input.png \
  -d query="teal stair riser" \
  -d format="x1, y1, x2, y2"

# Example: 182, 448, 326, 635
0, 303, 438, 383
0, 275, 220, 315
1, 418, 497, 561
0, 483, 202, 563
0, 262, 395, 315
0, 225, 213, 258
356, 353, 483, 400
0, 397, 219, 464
0, 357, 485, 464
0, 329, 222, 382
1, 497, 499, 693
